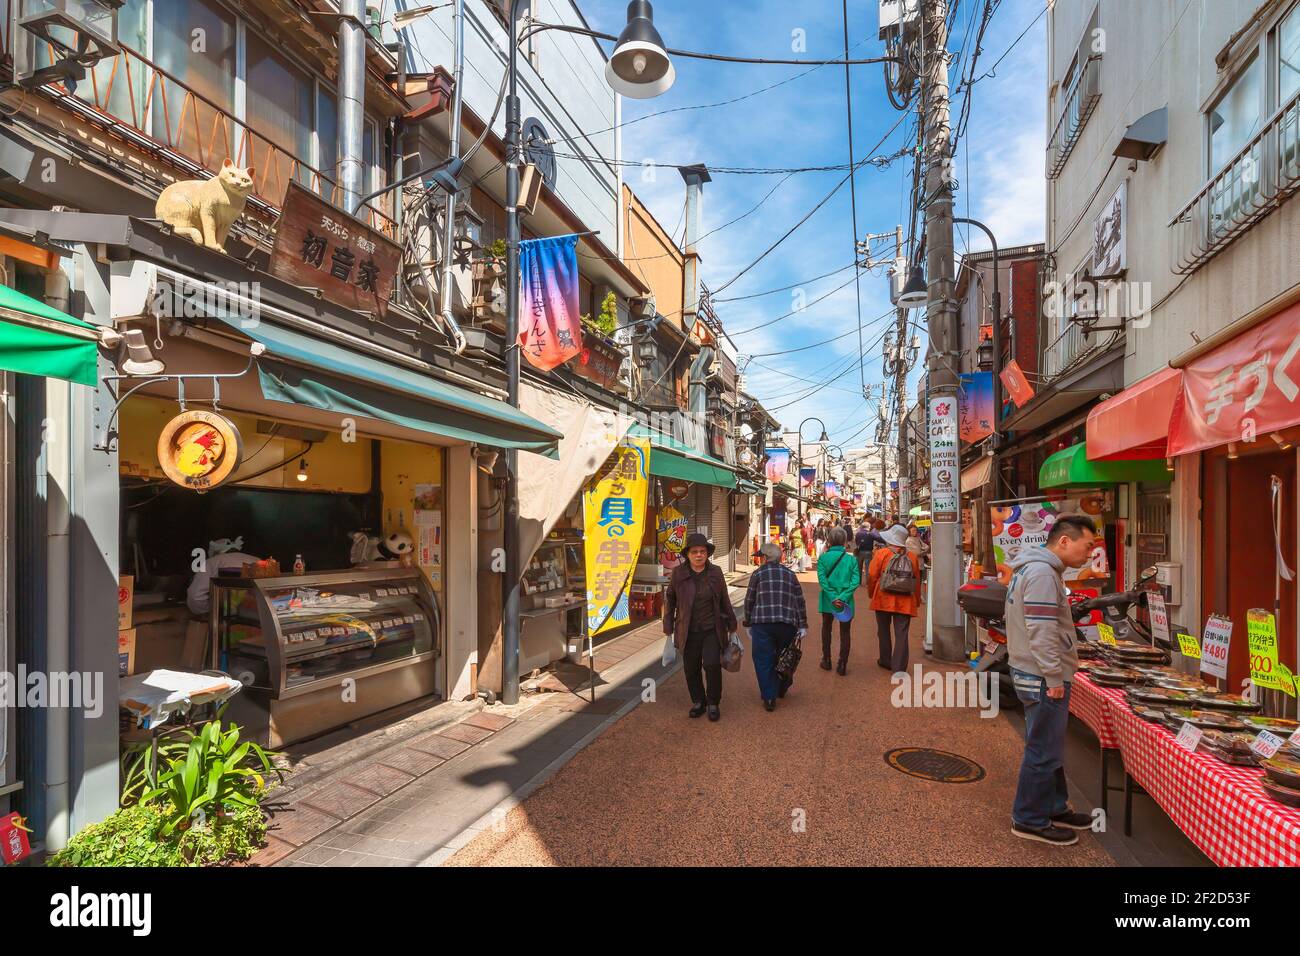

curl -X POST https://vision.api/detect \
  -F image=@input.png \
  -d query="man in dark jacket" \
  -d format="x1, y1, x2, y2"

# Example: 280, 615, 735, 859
854, 519, 884, 582
663, 533, 738, 722
1005, 514, 1098, 846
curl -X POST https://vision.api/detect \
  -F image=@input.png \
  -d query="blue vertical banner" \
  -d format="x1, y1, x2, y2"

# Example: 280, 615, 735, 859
518, 234, 583, 371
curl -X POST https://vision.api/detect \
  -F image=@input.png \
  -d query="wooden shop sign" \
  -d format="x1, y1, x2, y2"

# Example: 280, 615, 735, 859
269, 182, 403, 317
157, 410, 243, 491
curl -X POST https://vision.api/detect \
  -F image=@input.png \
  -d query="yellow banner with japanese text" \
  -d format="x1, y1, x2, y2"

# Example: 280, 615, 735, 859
584, 439, 650, 636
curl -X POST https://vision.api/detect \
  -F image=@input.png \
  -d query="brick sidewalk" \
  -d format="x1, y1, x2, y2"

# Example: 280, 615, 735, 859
254, 614, 682, 866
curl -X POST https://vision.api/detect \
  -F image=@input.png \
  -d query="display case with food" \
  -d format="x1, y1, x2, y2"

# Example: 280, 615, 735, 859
210, 568, 441, 746
1125, 686, 1195, 706
1243, 716, 1300, 737
1187, 690, 1262, 713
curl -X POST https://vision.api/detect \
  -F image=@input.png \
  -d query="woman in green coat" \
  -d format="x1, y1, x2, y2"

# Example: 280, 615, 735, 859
816, 525, 861, 675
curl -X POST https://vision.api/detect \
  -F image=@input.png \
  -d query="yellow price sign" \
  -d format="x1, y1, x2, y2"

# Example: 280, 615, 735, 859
1278, 662, 1298, 699
1097, 622, 1117, 646
1246, 610, 1287, 692
1176, 632, 1202, 660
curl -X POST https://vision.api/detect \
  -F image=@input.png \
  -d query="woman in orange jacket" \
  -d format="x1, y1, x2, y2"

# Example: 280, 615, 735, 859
867, 524, 923, 673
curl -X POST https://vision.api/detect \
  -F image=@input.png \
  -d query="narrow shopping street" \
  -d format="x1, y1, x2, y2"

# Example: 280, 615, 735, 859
447, 575, 1113, 867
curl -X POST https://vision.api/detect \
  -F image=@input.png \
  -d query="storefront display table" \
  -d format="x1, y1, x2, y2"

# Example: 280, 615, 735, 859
1089, 680, 1300, 866
1068, 673, 1124, 816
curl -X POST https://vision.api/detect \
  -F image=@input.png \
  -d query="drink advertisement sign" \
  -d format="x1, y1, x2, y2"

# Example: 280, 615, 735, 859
989, 493, 1108, 585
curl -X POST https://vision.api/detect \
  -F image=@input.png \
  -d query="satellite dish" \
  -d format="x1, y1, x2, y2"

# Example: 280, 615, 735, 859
521, 118, 556, 189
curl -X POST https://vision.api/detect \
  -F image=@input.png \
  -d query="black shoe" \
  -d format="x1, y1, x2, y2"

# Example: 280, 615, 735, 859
707, 705, 720, 722
1010, 822, 1079, 846
820, 658, 832, 671
688, 702, 707, 718
1050, 809, 1095, 831
836, 662, 847, 676
764, 699, 775, 712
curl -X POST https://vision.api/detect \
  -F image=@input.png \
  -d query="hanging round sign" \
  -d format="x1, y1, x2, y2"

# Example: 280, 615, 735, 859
665, 480, 690, 501
157, 410, 243, 491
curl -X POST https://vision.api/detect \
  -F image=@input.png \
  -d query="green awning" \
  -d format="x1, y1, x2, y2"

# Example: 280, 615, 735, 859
216, 316, 562, 457
0, 284, 98, 386
628, 423, 737, 489
1039, 441, 1172, 489
737, 478, 764, 495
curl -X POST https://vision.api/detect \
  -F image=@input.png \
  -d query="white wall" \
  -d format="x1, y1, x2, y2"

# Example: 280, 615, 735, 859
398, 0, 620, 240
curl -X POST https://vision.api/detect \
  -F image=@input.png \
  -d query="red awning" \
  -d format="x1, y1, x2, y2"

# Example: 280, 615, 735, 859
1086, 366, 1183, 461
1169, 301, 1300, 456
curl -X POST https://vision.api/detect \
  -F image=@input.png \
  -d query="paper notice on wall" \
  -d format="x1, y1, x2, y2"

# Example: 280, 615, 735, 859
416, 510, 442, 585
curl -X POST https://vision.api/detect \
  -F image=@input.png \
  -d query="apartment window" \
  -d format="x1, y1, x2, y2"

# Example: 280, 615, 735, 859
153, 0, 238, 172
1046, 5, 1102, 179
246, 34, 314, 199
1281, 3, 1300, 103
1208, 56, 1263, 173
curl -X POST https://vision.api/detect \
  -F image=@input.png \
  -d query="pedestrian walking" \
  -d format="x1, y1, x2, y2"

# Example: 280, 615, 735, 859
791, 524, 807, 571
663, 533, 738, 722
816, 525, 860, 675
854, 519, 884, 584
1005, 515, 1099, 846
800, 519, 814, 571
813, 520, 828, 561
743, 541, 808, 711
866, 523, 923, 673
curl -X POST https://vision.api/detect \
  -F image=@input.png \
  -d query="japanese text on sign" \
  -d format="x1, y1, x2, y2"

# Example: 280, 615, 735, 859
928, 394, 960, 522
1246, 609, 1285, 692
1200, 614, 1232, 681
583, 440, 649, 636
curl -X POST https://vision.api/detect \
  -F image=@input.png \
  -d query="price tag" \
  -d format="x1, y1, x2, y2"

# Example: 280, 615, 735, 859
1175, 722, 1203, 752
1200, 614, 1233, 681
1278, 662, 1298, 699
1251, 730, 1286, 759
1247, 610, 1286, 691
1097, 622, 1117, 646
1176, 631, 1202, 660
1148, 591, 1171, 644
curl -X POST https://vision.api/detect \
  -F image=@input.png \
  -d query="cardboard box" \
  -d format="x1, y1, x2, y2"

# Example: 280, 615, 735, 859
118, 575, 134, 630
118, 627, 136, 677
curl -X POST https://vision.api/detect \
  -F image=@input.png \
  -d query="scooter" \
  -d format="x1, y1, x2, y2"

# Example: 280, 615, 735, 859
956, 566, 1165, 710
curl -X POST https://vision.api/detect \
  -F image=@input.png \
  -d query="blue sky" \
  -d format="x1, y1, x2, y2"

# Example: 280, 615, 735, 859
584, 0, 1047, 449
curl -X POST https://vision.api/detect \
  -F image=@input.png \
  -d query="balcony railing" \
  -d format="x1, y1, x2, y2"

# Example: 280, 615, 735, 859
1046, 55, 1101, 180
1041, 319, 1111, 381
1168, 88, 1300, 274
25, 41, 396, 239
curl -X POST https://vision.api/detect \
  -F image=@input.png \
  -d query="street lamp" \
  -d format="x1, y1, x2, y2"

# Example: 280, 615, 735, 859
795, 417, 828, 523
896, 265, 928, 309
605, 1, 675, 98
497, 0, 673, 705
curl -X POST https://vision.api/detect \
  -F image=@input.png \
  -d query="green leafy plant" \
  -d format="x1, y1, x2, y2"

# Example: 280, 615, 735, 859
486, 238, 507, 260
142, 719, 281, 835
47, 802, 266, 867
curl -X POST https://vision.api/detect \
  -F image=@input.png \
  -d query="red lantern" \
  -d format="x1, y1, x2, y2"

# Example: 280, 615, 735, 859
0, 813, 31, 865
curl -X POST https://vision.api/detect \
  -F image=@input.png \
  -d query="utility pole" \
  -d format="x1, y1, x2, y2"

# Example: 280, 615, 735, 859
921, 0, 965, 662
893, 225, 910, 517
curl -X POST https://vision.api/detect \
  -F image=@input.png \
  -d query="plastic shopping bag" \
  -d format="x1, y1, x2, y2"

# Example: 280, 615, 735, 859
662, 635, 678, 667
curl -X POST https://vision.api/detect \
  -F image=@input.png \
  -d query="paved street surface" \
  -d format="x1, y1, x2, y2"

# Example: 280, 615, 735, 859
447, 574, 1115, 866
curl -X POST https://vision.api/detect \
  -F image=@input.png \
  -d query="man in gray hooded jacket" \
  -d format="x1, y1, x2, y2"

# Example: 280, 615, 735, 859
1004, 514, 1098, 846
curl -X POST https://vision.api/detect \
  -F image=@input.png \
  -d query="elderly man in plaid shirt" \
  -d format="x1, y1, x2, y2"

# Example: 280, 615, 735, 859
743, 542, 809, 711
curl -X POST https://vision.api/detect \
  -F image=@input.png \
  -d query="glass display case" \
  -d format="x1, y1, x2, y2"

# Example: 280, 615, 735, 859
210, 567, 440, 705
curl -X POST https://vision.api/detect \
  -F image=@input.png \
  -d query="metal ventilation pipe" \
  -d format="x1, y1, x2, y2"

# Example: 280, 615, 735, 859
338, 0, 367, 212
437, 0, 468, 354
679, 164, 711, 323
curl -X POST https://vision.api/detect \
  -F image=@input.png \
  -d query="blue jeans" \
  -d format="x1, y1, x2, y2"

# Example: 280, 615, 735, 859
749, 622, 796, 701
1010, 667, 1072, 829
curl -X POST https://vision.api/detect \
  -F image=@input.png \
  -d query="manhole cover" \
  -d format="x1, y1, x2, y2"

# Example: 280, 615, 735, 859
884, 747, 985, 784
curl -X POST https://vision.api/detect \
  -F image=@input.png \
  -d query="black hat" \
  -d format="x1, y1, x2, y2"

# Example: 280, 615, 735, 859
684, 532, 715, 557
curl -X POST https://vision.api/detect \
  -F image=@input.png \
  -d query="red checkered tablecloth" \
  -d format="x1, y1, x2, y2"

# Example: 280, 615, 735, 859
1069, 672, 1120, 749
1092, 682, 1300, 867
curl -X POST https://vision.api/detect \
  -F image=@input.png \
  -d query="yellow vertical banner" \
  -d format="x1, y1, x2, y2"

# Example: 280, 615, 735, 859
584, 439, 650, 636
